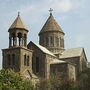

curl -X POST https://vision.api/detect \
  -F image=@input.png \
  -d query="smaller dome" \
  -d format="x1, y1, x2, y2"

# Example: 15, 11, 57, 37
39, 13, 64, 35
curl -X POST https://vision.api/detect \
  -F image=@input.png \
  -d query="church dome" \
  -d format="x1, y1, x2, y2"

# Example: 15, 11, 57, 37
39, 13, 64, 35
39, 11, 65, 54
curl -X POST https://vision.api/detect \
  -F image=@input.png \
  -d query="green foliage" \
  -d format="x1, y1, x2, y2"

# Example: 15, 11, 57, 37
77, 68, 90, 90
0, 69, 35, 90
36, 74, 61, 90
0, 69, 23, 90
23, 79, 34, 90
49, 73, 61, 90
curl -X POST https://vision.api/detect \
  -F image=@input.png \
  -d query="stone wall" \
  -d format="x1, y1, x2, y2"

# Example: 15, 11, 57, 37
50, 63, 76, 81
60, 57, 80, 77
2, 48, 21, 71
28, 42, 56, 79
50, 63, 68, 80
39, 31, 64, 54
68, 64, 76, 81
60, 55, 87, 78
2, 47, 32, 73
20, 48, 32, 73
28, 43, 46, 78
80, 51, 87, 71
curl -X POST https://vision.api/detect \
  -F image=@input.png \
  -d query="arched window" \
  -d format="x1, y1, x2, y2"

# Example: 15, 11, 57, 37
24, 54, 30, 66
60, 38, 64, 48
27, 56, 29, 66
62, 39, 64, 48
50, 36, 54, 46
12, 54, 15, 65
60, 37, 61, 47
55, 37, 59, 47
24, 54, 26, 66
32, 57, 34, 70
18, 33, 22, 46
7, 54, 11, 66
12, 33, 15, 46
59, 37, 61, 47
45, 37, 48, 46
36, 57, 39, 73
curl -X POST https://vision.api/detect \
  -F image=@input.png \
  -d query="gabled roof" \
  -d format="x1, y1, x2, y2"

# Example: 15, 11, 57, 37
22, 69, 38, 79
8, 14, 28, 31
60, 47, 84, 59
28, 41, 56, 57
39, 13, 64, 35
50, 59, 66, 64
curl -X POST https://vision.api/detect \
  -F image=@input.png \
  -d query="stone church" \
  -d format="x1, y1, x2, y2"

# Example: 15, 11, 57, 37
2, 10, 87, 83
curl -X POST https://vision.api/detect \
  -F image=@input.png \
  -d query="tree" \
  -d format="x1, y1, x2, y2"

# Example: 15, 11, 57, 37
0, 69, 24, 90
36, 73, 61, 90
0, 69, 35, 90
23, 79, 35, 90
77, 68, 90, 90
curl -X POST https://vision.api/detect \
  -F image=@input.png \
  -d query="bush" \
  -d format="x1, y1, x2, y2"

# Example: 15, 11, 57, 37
0, 69, 35, 90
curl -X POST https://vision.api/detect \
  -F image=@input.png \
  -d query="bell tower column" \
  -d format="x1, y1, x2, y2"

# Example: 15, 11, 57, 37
9, 33, 12, 48
14, 33, 17, 47
22, 34, 25, 47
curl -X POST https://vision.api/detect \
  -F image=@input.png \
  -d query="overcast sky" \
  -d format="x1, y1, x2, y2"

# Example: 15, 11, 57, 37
0, 0, 90, 68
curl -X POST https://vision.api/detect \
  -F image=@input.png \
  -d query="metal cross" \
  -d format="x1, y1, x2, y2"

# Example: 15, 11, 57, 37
18, 12, 20, 16
49, 8, 53, 14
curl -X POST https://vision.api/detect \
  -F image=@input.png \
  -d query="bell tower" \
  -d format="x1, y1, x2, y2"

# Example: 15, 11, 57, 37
2, 13, 32, 76
8, 12, 28, 48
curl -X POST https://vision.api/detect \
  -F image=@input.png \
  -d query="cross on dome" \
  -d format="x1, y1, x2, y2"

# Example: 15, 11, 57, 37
49, 8, 53, 15
18, 11, 20, 16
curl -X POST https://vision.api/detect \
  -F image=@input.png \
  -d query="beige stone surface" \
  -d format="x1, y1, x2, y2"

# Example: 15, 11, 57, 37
9, 15, 28, 31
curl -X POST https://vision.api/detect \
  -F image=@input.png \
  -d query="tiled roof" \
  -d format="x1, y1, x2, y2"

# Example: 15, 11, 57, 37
39, 14, 64, 35
60, 47, 83, 58
30, 41, 56, 57
9, 15, 27, 31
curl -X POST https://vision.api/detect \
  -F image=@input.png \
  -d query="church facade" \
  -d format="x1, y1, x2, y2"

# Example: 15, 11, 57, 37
2, 11, 87, 82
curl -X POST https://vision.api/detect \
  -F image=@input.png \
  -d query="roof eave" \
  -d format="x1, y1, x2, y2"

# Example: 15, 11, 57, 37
8, 28, 29, 32
39, 30, 65, 36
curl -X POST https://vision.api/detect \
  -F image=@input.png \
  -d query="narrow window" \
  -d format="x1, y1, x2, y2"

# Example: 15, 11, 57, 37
50, 36, 54, 46
60, 38, 64, 48
50, 36, 53, 44
18, 33, 22, 46
59, 37, 61, 47
12, 54, 15, 65
45, 37, 48, 46
27, 56, 29, 66
60, 37, 63, 47
32, 57, 34, 70
62, 39, 64, 48
55, 37, 59, 47
24, 54, 26, 66
36, 57, 39, 73
7, 54, 11, 66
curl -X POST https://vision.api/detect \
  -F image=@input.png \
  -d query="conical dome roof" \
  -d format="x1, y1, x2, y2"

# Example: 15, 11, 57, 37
39, 13, 64, 35
8, 14, 28, 31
